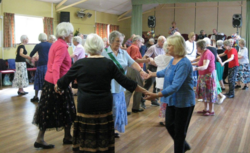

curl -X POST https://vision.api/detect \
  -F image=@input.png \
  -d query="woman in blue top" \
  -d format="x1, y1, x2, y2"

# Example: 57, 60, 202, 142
29, 33, 52, 102
145, 35, 195, 153
101, 31, 148, 138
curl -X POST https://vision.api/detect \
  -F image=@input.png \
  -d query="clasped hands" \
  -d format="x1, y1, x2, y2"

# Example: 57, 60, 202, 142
54, 84, 64, 95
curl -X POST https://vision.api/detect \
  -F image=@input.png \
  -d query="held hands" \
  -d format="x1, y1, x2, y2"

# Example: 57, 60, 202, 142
140, 71, 149, 80
143, 92, 158, 100
54, 84, 64, 95
144, 70, 153, 79
221, 62, 225, 66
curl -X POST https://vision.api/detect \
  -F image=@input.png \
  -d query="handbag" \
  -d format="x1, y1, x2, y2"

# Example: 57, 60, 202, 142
3, 74, 12, 86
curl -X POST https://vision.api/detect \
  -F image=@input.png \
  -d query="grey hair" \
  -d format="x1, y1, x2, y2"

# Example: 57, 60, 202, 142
48, 35, 57, 41
203, 37, 211, 46
227, 39, 234, 47
103, 37, 108, 42
109, 31, 123, 44
38, 33, 47, 42
84, 33, 104, 55
73, 36, 82, 44
239, 39, 246, 47
141, 38, 145, 43
163, 41, 168, 53
158, 35, 166, 42
132, 35, 143, 42
173, 31, 181, 36
216, 40, 223, 47
196, 40, 207, 50
20, 35, 28, 43
200, 30, 204, 34
149, 38, 154, 43
56, 22, 74, 39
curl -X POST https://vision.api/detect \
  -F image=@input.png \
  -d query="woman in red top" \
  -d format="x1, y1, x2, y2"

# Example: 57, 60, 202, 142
32, 22, 76, 149
219, 40, 239, 98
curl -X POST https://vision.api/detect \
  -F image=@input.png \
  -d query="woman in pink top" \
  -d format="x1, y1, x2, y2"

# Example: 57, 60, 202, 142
32, 22, 76, 149
194, 40, 217, 116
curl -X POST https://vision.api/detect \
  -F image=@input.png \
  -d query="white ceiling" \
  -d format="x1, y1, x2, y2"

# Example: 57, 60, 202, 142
38, 0, 159, 16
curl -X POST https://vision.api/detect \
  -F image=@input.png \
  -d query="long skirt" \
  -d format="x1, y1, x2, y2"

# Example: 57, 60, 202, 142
236, 63, 250, 84
112, 92, 127, 133
215, 70, 222, 94
159, 102, 167, 118
216, 62, 224, 81
72, 111, 115, 153
12, 62, 29, 88
34, 65, 47, 90
196, 71, 217, 103
32, 81, 76, 131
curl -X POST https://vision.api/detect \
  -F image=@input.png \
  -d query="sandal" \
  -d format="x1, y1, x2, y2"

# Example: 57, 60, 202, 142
159, 122, 165, 126
197, 110, 209, 113
203, 111, 215, 116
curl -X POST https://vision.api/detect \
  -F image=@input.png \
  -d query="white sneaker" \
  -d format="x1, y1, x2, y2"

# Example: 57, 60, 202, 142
218, 95, 226, 104
197, 99, 203, 102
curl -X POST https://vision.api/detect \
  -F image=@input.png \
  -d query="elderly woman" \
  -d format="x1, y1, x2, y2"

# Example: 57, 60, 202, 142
55, 33, 148, 152
146, 38, 155, 49
216, 40, 226, 90
12, 35, 31, 95
194, 40, 217, 115
103, 37, 109, 49
32, 22, 76, 149
168, 21, 179, 35
29, 33, 52, 102
186, 32, 197, 86
145, 35, 195, 153
203, 38, 226, 104
48, 35, 57, 43
219, 40, 239, 98
101, 31, 148, 137
71, 36, 85, 63
235, 39, 250, 90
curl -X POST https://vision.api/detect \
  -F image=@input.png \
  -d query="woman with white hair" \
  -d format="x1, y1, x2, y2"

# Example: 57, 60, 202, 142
219, 40, 239, 98
103, 37, 109, 49
71, 36, 85, 63
145, 35, 195, 153
48, 35, 57, 43
32, 22, 76, 149
29, 33, 52, 102
235, 39, 250, 90
12, 35, 31, 95
55, 33, 148, 152
101, 31, 148, 138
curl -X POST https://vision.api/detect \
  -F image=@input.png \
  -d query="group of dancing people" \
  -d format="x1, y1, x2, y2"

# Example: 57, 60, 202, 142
11, 21, 249, 153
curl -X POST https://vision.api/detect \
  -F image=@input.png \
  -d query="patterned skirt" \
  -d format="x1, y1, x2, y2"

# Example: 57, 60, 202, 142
32, 81, 76, 131
236, 63, 250, 84
159, 102, 167, 118
216, 62, 224, 81
112, 92, 127, 133
196, 71, 217, 103
72, 111, 114, 153
12, 62, 29, 88
34, 65, 47, 90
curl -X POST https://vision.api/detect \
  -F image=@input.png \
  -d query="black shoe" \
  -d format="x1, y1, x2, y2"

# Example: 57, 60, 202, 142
34, 142, 54, 149
115, 133, 120, 138
159, 122, 165, 126
17, 91, 28, 95
132, 109, 144, 113
63, 138, 72, 145
31, 97, 39, 102
235, 85, 241, 88
151, 101, 160, 106
127, 112, 131, 115
72, 147, 79, 151
242, 86, 249, 90
184, 142, 191, 152
224, 92, 230, 96
223, 80, 229, 84
227, 95, 234, 98
221, 88, 226, 91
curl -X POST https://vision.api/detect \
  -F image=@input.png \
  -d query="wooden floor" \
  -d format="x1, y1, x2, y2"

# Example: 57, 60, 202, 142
0, 84, 250, 153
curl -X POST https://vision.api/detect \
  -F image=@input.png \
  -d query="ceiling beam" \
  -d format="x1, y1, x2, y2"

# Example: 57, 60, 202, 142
118, 9, 132, 20
56, 0, 67, 9
56, 0, 88, 12
132, 0, 242, 5
118, 8, 155, 22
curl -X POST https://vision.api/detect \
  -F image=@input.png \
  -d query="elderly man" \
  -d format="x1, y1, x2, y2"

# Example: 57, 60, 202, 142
197, 30, 207, 41
124, 34, 135, 48
141, 36, 166, 107
125, 35, 150, 113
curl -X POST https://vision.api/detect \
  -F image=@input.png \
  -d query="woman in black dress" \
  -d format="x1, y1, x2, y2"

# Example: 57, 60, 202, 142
55, 33, 149, 153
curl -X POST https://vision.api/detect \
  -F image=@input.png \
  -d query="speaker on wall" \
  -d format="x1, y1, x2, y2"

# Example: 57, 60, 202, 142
148, 16, 156, 28
232, 14, 242, 28
60, 12, 70, 22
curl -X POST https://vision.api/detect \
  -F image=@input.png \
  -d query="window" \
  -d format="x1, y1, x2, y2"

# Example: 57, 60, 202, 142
15, 15, 44, 44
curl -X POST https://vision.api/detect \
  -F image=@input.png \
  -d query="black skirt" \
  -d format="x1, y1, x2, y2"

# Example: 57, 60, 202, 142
73, 111, 114, 153
32, 81, 76, 131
